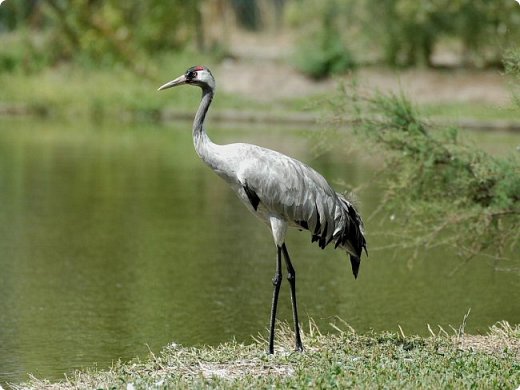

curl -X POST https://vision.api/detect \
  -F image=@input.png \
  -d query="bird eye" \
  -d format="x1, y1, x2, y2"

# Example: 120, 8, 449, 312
188, 71, 197, 79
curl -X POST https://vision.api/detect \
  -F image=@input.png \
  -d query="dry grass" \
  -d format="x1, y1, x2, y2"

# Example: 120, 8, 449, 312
456, 321, 520, 357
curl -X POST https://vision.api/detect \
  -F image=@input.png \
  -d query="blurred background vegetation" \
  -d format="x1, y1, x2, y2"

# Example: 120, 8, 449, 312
1, 0, 519, 77
1, 0, 519, 248
0, 0, 518, 258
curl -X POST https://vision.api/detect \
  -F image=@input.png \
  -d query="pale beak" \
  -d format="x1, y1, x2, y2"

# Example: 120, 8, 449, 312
157, 75, 187, 91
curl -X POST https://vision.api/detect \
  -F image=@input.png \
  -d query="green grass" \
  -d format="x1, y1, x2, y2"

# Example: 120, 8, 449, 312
276, 91, 519, 127
422, 102, 520, 122
14, 321, 519, 389
0, 51, 268, 121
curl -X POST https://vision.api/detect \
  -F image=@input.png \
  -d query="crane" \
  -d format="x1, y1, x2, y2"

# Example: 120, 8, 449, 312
158, 66, 367, 354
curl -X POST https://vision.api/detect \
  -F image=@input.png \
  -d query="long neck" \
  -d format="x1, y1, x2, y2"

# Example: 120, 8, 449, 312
193, 86, 215, 159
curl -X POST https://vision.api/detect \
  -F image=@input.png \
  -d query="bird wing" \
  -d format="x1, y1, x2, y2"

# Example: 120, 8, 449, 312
218, 142, 366, 278
235, 144, 341, 244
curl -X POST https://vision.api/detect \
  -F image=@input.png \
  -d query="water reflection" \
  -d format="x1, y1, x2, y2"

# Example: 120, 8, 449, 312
0, 118, 518, 384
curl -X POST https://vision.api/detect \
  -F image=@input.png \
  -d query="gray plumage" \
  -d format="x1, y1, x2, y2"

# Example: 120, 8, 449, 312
213, 142, 366, 276
159, 66, 367, 354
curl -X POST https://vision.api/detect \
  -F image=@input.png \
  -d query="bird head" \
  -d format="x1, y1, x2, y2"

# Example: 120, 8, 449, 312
158, 66, 215, 92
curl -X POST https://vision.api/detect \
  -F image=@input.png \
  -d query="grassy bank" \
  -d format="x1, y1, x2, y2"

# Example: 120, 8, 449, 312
1, 53, 518, 126
13, 321, 519, 389
0, 52, 278, 122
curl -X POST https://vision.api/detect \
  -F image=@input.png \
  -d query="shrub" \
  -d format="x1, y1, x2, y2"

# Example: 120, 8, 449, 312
291, 0, 356, 79
328, 83, 520, 259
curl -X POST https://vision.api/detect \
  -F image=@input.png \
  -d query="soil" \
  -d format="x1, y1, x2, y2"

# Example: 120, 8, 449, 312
213, 32, 512, 105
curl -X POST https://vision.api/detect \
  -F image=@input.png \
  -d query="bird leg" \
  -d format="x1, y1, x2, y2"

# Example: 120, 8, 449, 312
282, 243, 304, 352
268, 246, 283, 354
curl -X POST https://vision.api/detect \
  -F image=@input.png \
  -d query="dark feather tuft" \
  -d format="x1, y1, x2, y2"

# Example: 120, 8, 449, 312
313, 204, 321, 235
296, 220, 309, 230
243, 183, 260, 211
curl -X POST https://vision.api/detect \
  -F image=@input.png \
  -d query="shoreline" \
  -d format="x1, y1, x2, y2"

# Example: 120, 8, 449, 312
2, 104, 520, 132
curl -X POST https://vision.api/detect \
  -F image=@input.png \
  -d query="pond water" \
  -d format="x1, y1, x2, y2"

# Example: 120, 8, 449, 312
0, 118, 518, 385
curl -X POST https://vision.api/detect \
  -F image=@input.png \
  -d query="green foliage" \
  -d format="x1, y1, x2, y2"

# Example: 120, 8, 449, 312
294, 29, 356, 80
289, 0, 520, 68
0, 34, 23, 73
291, 0, 356, 79
504, 49, 520, 108
329, 83, 520, 258
364, 0, 435, 67
231, 0, 262, 30
363, 0, 520, 67
0, 0, 36, 31
0, 0, 204, 74
0, 30, 55, 74
2, 0, 519, 73
43, 0, 201, 69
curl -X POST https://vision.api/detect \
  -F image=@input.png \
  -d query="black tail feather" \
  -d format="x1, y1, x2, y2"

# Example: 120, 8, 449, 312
337, 196, 366, 278
350, 255, 360, 279
297, 193, 366, 278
